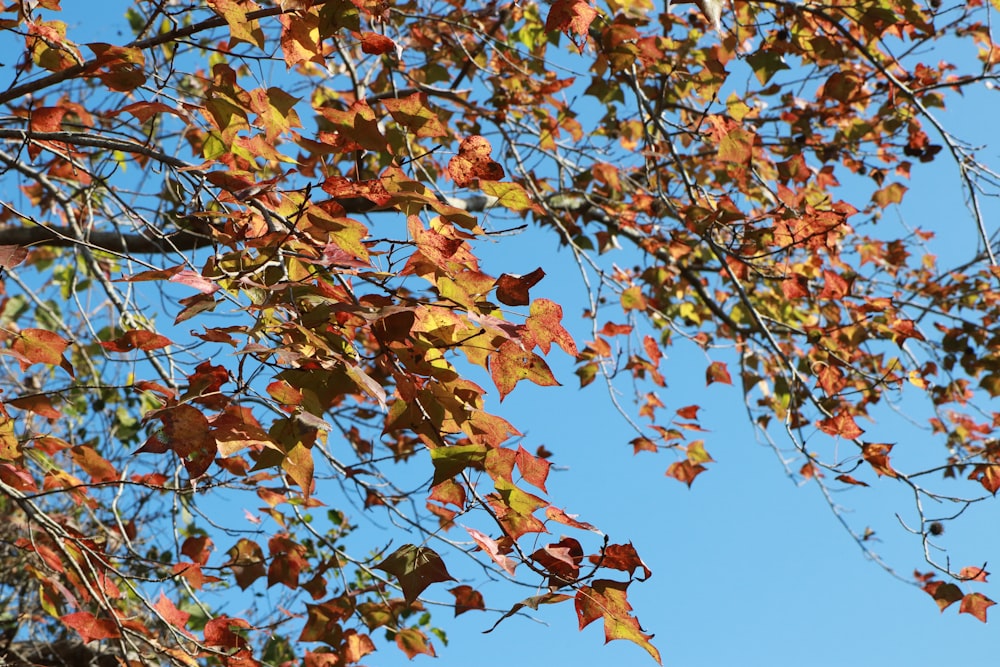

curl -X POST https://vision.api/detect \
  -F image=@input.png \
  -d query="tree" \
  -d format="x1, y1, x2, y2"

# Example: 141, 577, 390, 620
0, 0, 998, 664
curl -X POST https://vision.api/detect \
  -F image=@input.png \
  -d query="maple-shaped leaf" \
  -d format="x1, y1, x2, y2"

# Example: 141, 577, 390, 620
958, 566, 989, 583
490, 340, 560, 401
575, 579, 661, 664
523, 298, 578, 356
924, 581, 963, 612
395, 628, 436, 659
153, 593, 193, 637
545, 0, 598, 37
61, 611, 121, 644
531, 537, 583, 585
449, 585, 486, 616
448, 135, 504, 188
666, 459, 707, 487
464, 526, 518, 576
318, 100, 387, 153
495, 268, 545, 306
959, 592, 995, 622
383, 92, 448, 138
374, 544, 454, 604
591, 542, 652, 580
100, 329, 173, 352
818, 412, 864, 440
861, 442, 896, 477
515, 444, 551, 493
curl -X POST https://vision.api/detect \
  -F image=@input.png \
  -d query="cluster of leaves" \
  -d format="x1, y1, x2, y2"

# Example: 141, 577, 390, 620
0, 0, 998, 663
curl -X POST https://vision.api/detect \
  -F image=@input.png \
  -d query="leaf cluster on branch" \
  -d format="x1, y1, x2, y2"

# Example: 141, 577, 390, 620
0, 0, 998, 664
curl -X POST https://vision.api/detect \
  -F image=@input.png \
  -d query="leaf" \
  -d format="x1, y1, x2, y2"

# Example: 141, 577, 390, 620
0, 245, 28, 269
480, 181, 533, 211
959, 592, 995, 622
12, 328, 69, 368
225, 539, 266, 590
523, 298, 578, 356
666, 460, 707, 487
100, 329, 173, 352
395, 628, 436, 659
484, 592, 573, 633
592, 542, 652, 580
382, 92, 448, 138
545, 0, 599, 37
464, 526, 518, 576
359, 31, 395, 55
61, 612, 121, 643
861, 442, 896, 477
818, 413, 864, 440
374, 544, 455, 604
153, 593, 193, 636
495, 268, 545, 306
705, 361, 732, 386
575, 580, 661, 664
923, 581, 963, 612
490, 340, 560, 401
448, 135, 504, 187
515, 444, 551, 493
835, 474, 870, 487
449, 585, 486, 616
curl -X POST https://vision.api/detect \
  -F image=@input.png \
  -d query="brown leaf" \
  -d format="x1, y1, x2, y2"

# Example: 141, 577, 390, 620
495, 268, 545, 306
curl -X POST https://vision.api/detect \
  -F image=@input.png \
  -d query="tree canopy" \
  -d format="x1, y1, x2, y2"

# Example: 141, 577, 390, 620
0, 0, 998, 664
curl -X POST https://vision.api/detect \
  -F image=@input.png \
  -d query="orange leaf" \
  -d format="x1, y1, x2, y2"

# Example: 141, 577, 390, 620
449, 585, 485, 616
575, 580, 661, 664
448, 135, 504, 187
359, 31, 395, 54
861, 442, 896, 477
705, 361, 732, 386
100, 329, 173, 352
490, 340, 560, 401
12, 328, 69, 367
61, 612, 121, 644
959, 592, 995, 622
666, 460, 707, 487
835, 474, 869, 487
395, 628, 436, 659
523, 298, 578, 356
818, 413, 864, 440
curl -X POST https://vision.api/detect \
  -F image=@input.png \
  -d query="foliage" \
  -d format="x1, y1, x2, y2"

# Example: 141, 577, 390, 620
0, 0, 998, 664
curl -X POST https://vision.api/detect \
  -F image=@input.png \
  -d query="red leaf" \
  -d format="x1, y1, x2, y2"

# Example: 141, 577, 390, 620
666, 460, 707, 487
495, 268, 545, 306
100, 329, 173, 352
449, 585, 485, 616
923, 581, 963, 612
515, 445, 551, 493
531, 537, 583, 585
490, 340, 560, 401
153, 593, 193, 636
705, 361, 732, 386
359, 31, 395, 54
395, 628, 436, 659
448, 135, 504, 187
523, 298, 578, 356
591, 542, 652, 580
835, 474, 870, 487
12, 328, 69, 368
0, 245, 28, 269
818, 413, 864, 440
61, 612, 121, 643
545, 0, 598, 37
960, 592, 995, 622
959, 566, 989, 583
861, 442, 896, 477
575, 580, 661, 664
676, 404, 700, 420
545, 506, 599, 532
